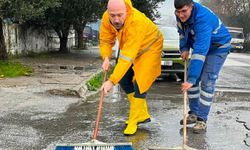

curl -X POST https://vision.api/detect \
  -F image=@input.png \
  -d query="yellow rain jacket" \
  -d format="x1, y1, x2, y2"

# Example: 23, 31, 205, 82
100, 0, 163, 93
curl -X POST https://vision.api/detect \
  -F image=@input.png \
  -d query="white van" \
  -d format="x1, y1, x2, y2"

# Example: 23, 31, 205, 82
227, 27, 245, 51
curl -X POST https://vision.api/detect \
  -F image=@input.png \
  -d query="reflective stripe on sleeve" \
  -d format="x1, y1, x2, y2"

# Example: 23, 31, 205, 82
137, 31, 161, 57
119, 54, 133, 63
218, 42, 231, 49
191, 54, 206, 62
212, 19, 222, 34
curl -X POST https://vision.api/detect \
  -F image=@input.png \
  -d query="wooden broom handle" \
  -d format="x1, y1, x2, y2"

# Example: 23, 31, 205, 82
93, 70, 108, 140
183, 60, 188, 147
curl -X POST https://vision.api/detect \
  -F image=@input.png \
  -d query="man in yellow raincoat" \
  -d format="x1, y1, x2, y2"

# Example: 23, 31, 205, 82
100, 0, 163, 135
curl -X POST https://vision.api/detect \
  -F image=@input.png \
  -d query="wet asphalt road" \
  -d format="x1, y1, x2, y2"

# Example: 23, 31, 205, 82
0, 52, 249, 150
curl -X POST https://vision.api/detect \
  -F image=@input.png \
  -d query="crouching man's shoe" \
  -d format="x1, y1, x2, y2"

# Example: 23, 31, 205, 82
193, 120, 207, 134
180, 111, 197, 125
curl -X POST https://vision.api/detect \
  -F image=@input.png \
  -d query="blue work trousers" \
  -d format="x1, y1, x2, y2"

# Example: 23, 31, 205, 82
187, 52, 229, 121
119, 65, 147, 99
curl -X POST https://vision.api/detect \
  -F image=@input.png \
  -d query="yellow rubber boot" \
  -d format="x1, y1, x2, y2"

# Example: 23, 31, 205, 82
127, 92, 134, 103
124, 98, 145, 135
124, 92, 136, 124
125, 92, 134, 124
141, 100, 151, 122
125, 97, 151, 125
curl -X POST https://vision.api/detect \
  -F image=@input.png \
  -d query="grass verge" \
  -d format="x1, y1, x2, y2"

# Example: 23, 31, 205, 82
0, 61, 33, 78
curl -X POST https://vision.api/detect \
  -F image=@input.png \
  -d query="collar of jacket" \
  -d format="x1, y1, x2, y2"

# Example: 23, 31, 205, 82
115, 0, 135, 32
124, 0, 133, 15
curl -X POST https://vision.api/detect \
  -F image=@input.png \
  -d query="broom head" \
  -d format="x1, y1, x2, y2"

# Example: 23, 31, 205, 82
55, 140, 133, 150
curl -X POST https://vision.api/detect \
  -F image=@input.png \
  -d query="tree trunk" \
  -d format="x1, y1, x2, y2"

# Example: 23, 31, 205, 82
0, 17, 8, 60
55, 26, 70, 53
59, 36, 68, 53
77, 29, 83, 48
74, 22, 86, 49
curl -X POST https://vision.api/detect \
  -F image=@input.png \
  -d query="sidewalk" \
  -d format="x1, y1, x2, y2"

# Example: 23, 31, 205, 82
0, 48, 103, 98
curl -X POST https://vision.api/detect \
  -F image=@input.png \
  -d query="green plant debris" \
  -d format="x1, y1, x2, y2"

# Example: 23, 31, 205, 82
86, 66, 114, 91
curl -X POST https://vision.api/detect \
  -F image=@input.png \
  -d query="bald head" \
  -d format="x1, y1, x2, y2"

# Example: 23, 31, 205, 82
108, 0, 126, 11
107, 0, 127, 30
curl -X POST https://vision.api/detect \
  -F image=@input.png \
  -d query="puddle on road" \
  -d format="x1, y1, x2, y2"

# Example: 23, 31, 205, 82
45, 81, 250, 150
10, 80, 244, 150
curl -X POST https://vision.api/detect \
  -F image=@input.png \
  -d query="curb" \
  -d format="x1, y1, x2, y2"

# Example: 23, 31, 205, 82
73, 68, 103, 101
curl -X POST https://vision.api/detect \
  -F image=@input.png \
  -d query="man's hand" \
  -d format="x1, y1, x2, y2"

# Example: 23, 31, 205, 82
181, 51, 189, 61
101, 80, 114, 95
181, 82, 193, 93
102, 57, 110, 71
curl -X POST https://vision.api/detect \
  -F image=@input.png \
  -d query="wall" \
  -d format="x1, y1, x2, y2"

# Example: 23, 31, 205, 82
3, 23, 75, 55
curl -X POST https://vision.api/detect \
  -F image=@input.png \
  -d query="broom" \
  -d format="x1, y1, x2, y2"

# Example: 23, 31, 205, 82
55, 70, 133, 150
148, 60, 197, 150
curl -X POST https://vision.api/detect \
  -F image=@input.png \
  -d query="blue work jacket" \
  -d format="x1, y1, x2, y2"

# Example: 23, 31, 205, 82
176, 2, 231, 84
